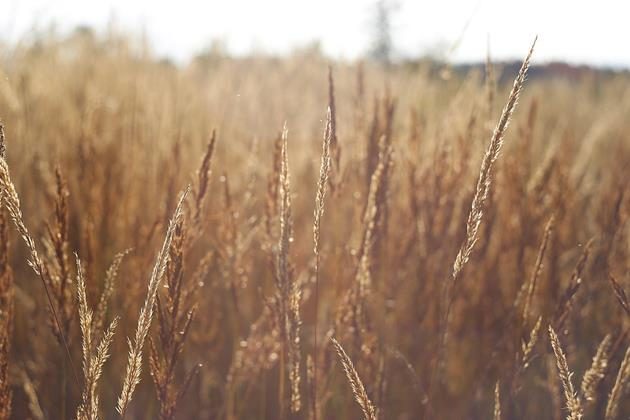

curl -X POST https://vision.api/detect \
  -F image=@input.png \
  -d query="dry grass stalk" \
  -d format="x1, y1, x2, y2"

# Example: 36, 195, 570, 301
331, 337, 376, 420
288, 278, 302, 414
217, 172, 248, 319
266, 132, 284, 236
335, 133, 389, 361
452, 37, 537, 284
312, 106, 333, 418
358, 135, 390, 298
93, 249, 130, 336
493, 381, 501, 420
508, 316, 543, 399
608, 276, 629, 317
0, 127, 80, 389
75, 255, 118, 420
314, 107, 333, 280
277, 125, 293, 294
0, 123, 11, 420
76, 256, 93, 417
332, 133, 390, 401
0, 207, 13, 420
193, 130, 217, 225
149, 218, 200, 420
548, 325, 583, 420
522, 215, 555, 323
553, 239, 594, 329
19, 369, 44, 420
273, 124, 302, 414
436, 36, 537, 391
42, 168, 74, 344
547, 353, 564, 420
0, 124, 5, 159
580, 334, 611, 403
117, 187, 189, 417
604, 345, 630, 420
306, 354, 316, 420
521, 315, 543, 369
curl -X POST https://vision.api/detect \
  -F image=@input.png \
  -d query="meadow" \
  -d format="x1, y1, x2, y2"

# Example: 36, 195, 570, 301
0, 30, 628, 419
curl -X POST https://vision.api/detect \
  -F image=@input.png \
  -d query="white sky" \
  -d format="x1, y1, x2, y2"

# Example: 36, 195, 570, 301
1, 0, 628, 67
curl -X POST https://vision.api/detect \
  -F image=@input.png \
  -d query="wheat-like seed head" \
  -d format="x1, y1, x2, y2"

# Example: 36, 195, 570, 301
0, 144, 81, 389
275, 124, 302, 414
0, 124, 5, 159
276, 123, 292, 298
0, 158, 43, 276
580, 334, 611, 403
331, 337, 376, 420
88, 317, 118, 419
548, 325, 583, 420
493, 381, 501, 420
314, 107, 332, 260
434, 37, 538, 391
310, 107, 333, 420
194, 130, 217, 224
452, 36, 537, 283
605, 345, 630, 420
117, 187, 188, 417
522, 316, 543, 369
93, 249, 130, 336
76, 256, 93, 389
357, 135, 390, 298
76, 254, 119, 420
522, 215, 554, 323
289, 286, 302, 413
0, 159, 13, 420
609, 275, 630, 317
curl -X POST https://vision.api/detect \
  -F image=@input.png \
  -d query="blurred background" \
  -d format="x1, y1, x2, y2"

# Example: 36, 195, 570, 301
0, 1, 629, 420
1, 0, 628, 68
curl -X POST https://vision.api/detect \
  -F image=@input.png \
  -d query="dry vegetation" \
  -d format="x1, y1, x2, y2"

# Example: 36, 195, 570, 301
0, 30, 629, 419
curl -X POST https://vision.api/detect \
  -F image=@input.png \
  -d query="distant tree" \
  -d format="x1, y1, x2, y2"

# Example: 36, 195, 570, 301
193, 39, 228, 67
368, 0, 398, 64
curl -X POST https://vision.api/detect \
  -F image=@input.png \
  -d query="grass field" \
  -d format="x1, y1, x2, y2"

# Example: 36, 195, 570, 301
0, 30, 628, 419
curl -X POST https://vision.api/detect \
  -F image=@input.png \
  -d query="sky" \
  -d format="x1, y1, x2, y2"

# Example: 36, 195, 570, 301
1, 0, 628, 67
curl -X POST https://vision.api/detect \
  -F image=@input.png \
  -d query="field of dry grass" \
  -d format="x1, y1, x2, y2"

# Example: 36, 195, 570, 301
0, 30, 628, 419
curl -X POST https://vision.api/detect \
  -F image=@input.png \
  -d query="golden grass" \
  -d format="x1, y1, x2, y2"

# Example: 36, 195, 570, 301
0, 30, 628, 419
117, 188, 188, 417
548, 325, 583, 420
331, 337, 376, 420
